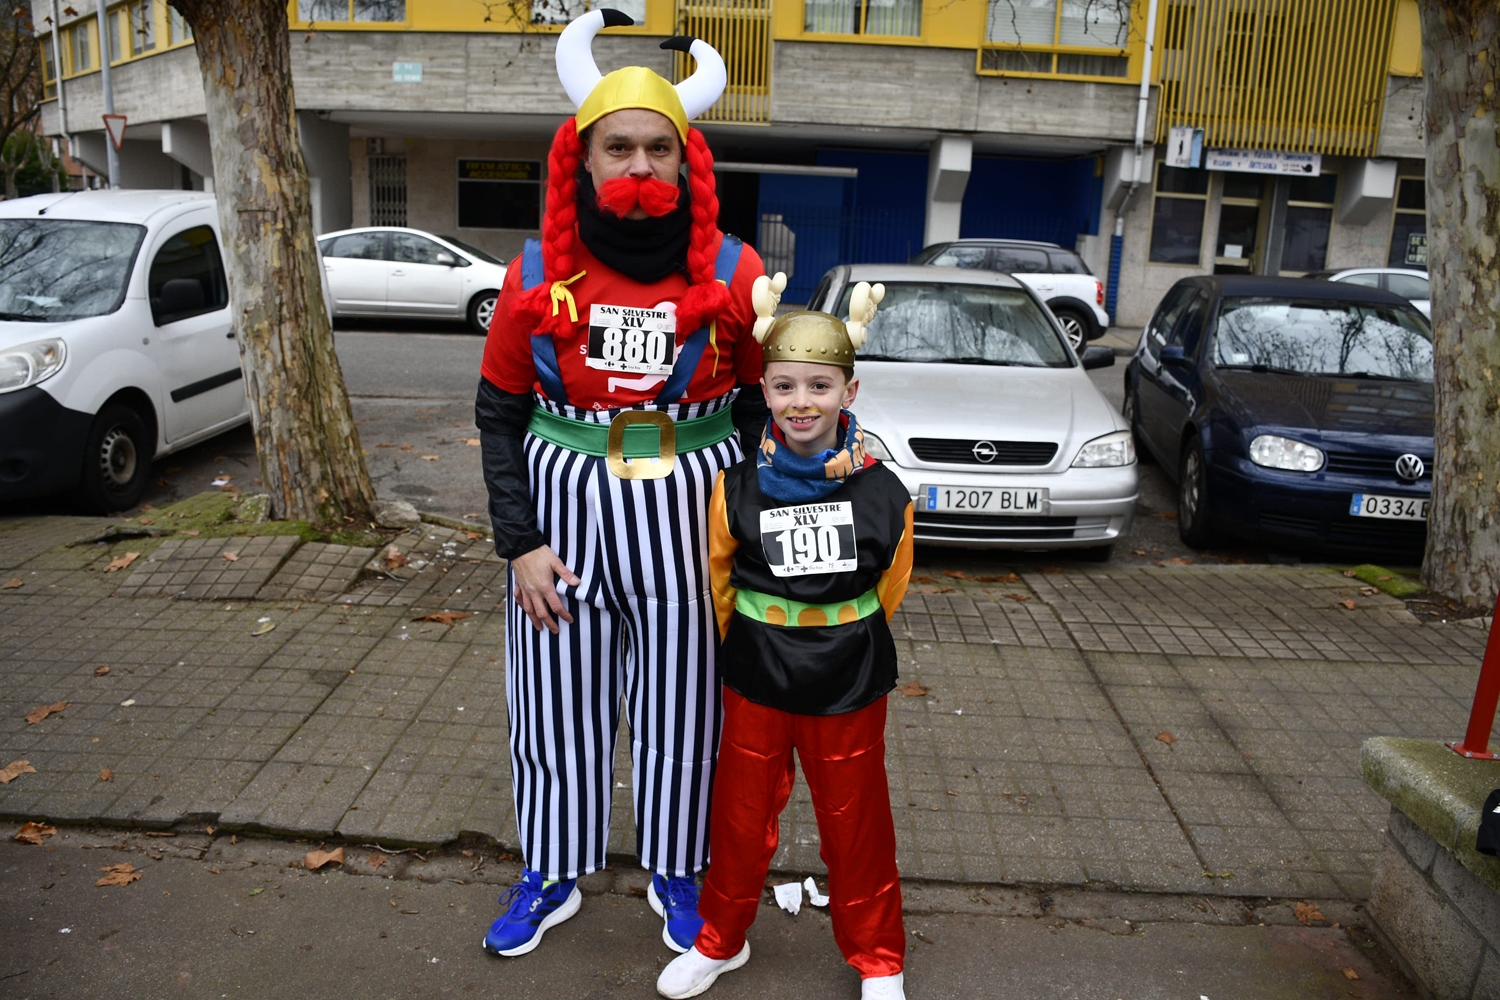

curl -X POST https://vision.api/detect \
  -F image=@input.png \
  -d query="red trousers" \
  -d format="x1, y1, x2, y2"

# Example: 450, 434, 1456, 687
696, 687, 905, 979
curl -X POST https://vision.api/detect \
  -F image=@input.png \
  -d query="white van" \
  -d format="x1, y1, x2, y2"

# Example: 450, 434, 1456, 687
0, 190, 250, 512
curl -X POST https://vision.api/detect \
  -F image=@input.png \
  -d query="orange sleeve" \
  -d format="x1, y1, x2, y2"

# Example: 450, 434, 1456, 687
708, 470, 740, 640
876, 501, 915, 621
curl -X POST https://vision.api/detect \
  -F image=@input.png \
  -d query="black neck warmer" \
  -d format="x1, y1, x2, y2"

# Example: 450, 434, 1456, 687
575, 171, 693, 285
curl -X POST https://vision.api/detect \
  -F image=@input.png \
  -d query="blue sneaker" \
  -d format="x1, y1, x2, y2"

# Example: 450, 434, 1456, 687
647, 873, 704, 954
482, 869, 582, 957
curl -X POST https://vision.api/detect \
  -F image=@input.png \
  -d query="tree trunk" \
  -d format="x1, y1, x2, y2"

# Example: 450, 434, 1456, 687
169, 0, 375, 525
1419, 0, 1500, 609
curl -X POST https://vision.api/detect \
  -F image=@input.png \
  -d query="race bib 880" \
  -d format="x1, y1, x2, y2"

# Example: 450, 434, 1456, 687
759, 502, 858, 577
586, 303, 676, 376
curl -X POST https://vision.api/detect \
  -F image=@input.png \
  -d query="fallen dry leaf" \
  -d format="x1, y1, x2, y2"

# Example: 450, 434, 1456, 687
1155, 731, 1177, 745
1341, 967, 1359, 981
912, 575, 937, 584
25, 701, 70, 725
975, 573, 1021, 583
1040, 566, 1064, 574
1157, 557, 1194, 566
0, 760, 37, 784
99, 769, 113, 782
942, 570, 968, 579
399, 444, 414, 451
103, 552, 140, 573
14, 821, 57, 845
376, 442, 396, 448
1293, 901, 1325, 926
1131, 549, 1147, 556
304, 847, 345, 871
95, 665, 110, 676
250, 622, 276, 637
626, 884, 648, 897
382, 545, 406, 570
221, 551, 240, 563
1001, 593, 1031, 602
181, 529, 200, 536
1, 578, 21, 589
136, 517, 153, 525
1150, 511, 1179, 520
367, 854, 387, 871
464, 531, 482, 541
421, 455, 440, 461
413, 611, 476, 627
1342, 569, 1359, 578
1359, 586, 1380, 596
462, 438, 481, 446
96, 863, 142, 887
897, 680, 931, 697
1337, 599, 1357, 611
1377, 575, 1392, 581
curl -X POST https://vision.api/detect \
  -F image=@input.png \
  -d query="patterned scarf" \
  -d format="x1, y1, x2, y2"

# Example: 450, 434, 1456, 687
756, 410, 875, 504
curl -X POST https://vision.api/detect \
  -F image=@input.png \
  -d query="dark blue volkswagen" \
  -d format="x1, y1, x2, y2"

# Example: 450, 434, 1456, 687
1123, 276, 1434, 557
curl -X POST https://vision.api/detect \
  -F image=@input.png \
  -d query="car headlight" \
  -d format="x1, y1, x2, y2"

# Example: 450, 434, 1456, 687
863, 431, 895, 463
1249, 434, 1325, 472
0, 338, 66, 395
1072, 430, 1135, 468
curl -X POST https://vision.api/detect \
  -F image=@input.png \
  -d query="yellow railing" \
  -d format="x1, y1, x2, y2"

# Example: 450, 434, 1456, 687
1154, 0, 1399, 157
674, 0, 772, 125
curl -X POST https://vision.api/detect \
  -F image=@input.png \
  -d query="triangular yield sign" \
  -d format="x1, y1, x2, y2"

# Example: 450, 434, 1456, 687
103, 114, 128, 151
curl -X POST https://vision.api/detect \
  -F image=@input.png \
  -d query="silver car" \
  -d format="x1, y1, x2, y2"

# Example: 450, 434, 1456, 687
808, 265, 1138, 557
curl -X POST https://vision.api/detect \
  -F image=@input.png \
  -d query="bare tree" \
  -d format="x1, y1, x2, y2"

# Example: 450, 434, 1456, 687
1418, 0, 1500, 608
167, 0, 375, 525
0, 3, 42, 199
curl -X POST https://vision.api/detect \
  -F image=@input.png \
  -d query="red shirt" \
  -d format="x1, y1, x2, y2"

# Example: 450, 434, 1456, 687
481, 236, 766, 408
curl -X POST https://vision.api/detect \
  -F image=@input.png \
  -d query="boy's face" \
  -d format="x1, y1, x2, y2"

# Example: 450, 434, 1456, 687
761, 361, 859, 458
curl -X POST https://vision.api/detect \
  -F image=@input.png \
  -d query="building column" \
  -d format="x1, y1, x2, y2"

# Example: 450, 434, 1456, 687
923, 134, 972, 249
161, 119, 215, 191
1261, 177, 1290, 275
298, 112, 352, 236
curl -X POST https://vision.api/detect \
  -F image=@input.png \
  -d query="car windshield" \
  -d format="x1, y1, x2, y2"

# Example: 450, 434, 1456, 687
0, 219, 146, 321
833, 280, 1070, 367
1212, 297, 1433, 382
436, 235, 504, 265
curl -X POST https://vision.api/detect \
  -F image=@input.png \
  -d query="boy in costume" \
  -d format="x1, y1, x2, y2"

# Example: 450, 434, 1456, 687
476, 9, 768, 958
657, 277, 915, 1000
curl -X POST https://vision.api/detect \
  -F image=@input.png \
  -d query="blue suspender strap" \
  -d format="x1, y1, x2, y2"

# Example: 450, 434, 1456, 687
521, 238, 570, 406
655, 234, 744, 404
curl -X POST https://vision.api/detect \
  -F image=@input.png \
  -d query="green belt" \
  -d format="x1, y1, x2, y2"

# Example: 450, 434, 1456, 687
526, 405, 734, 458
735, 587, 882, 628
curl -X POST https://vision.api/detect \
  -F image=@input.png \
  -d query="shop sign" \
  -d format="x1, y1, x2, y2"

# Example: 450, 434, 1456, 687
392, 61, 422, 83
1166, 126, 1203, 169
458, 160, 541, 182
1204, 147, 1322, 176
1406, 233, 1428, 266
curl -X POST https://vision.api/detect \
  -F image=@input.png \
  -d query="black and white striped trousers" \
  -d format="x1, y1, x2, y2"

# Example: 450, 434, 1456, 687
506, 395, 741, 881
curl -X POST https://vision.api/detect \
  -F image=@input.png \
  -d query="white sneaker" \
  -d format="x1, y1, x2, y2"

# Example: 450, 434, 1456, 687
656, 943, 751, 999
861, 973, 906, 1000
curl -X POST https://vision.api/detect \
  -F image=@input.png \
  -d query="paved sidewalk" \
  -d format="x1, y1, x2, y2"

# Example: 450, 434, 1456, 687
0, 511, 1492, 907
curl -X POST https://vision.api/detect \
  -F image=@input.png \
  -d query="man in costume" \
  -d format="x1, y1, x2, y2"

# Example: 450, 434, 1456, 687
475, 8, 767, 958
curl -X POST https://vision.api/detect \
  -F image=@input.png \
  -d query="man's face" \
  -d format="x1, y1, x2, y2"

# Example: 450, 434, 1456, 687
583, 109, 683, 220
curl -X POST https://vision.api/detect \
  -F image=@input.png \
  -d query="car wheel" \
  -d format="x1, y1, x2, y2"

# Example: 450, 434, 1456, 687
1177, 436, 1216, 549
1053, 307, 1089, 352
1121, 384, 1152, 464
74, 403, 152, 514
468, 290, 499, 335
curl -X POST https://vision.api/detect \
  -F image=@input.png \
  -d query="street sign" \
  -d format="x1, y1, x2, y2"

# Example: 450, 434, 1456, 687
392, 61, 422, 83
1406, 233, 1428, 266
1166, 126, 1203, 169
1204, 147, 1321, 176
103, 114, 127, 151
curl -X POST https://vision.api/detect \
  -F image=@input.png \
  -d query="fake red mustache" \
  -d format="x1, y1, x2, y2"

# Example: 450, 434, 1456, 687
596, 176, 681, 218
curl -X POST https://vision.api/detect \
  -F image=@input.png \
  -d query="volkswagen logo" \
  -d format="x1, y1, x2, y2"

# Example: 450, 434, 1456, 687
1395, 454, 1425, 481
971, 441, 998, 463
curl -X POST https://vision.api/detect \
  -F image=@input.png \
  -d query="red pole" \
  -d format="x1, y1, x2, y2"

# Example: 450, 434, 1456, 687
1450, 591, 1500, 760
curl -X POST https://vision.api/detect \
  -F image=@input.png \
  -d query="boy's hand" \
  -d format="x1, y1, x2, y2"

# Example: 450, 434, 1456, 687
510, 545, 581, 634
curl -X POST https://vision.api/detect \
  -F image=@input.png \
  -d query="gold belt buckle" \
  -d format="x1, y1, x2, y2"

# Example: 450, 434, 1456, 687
606, 410, 676, 480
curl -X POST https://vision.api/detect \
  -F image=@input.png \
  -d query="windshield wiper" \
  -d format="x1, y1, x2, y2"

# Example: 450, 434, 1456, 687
1220, 362, 1305, 376
857, 353, 908, 362
1336, 370, 1412, 381
945, 357, 1038, 367
0, 311, 46, 322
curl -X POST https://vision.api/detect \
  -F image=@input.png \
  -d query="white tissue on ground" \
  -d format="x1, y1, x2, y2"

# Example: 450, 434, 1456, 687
803, 877, 829, 906
773, 881, 804, 915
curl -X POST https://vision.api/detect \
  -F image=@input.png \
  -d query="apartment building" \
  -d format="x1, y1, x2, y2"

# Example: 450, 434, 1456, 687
35, 0, 1426, 323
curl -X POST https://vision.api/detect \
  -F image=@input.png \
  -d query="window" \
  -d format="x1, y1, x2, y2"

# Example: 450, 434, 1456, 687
1386, 273, 1429, 301
991, 246, 1051, 273
126, 1, 156, 56
1281, 173, 1337, 274
69, 23, 92, 74
1047, 250, 1091, 274
1388, 177, 1426, 268
1338, 272, 1381, 288
1143, 282, 1194, 358
42, 37, 57, 98
805, 0, 921, 37
297, 0, 406, 22
106, 7, 121, 62
148, 225, 229, 326
456, 160, 541, 230
167, 7, 193, 45
1168, 288, 1211, 357
982, 0, 1131, 78
369, 156, 407, 227
1148, 164, 1208, 264
1215, 174, 1262, 273
323, 232, 389, 260
928, 246, 988, 268
391, 233, 459, 266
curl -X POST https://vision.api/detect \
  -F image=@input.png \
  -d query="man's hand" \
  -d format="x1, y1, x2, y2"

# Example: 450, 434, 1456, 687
510, 545, 581, 634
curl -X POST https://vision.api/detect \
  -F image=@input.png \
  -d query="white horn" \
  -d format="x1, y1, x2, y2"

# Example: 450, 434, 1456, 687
557, 9, 636, 109
664, 36, 728, 121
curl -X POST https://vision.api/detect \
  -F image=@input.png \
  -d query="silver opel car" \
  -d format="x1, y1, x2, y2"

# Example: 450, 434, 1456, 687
807, 265, 1138, 558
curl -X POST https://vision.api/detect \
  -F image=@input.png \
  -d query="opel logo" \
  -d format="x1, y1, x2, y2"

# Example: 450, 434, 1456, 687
1396, 454, 1425, 481
972, 441, 998, 463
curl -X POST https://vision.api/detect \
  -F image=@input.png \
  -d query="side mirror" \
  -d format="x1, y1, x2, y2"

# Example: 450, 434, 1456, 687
1160, 344, 1190, 368
1080, 345, 1115, 370
435, 252, 458, 267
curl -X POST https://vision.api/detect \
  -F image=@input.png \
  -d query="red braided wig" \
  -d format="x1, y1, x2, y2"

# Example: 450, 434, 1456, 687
672, 127, 732, 335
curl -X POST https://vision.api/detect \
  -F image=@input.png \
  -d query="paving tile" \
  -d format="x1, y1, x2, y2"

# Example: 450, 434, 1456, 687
114, 535, 302, 600
257, 542, 377, 601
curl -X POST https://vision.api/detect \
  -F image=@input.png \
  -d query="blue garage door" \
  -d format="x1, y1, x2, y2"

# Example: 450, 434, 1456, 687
961, 156, 1102, 248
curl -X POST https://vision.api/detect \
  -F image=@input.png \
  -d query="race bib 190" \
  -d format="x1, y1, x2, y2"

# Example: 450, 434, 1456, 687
759, 502, 858, 577
586, 304, 676, 376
